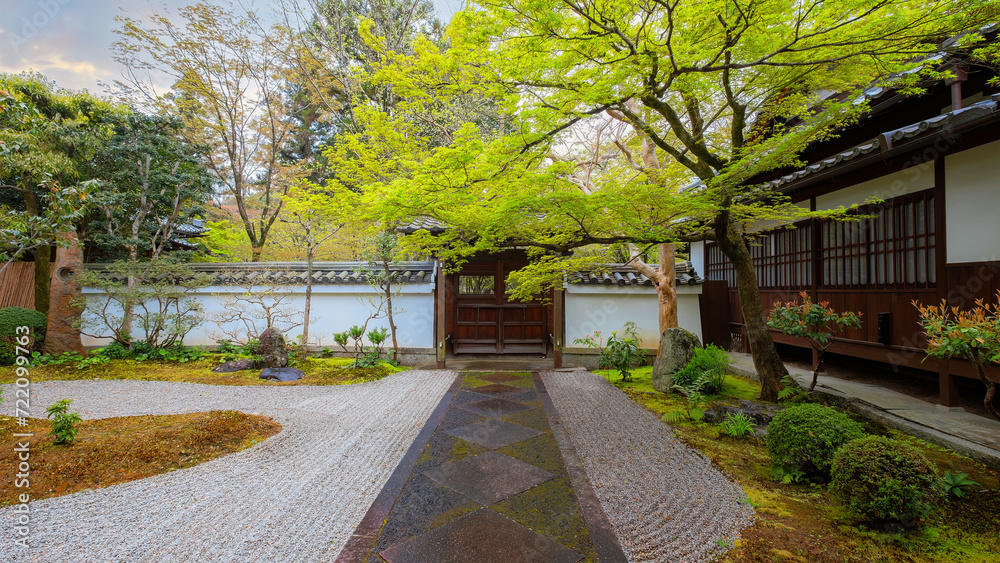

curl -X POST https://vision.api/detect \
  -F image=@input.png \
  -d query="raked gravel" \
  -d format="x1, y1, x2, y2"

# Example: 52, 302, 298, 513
541, 370, 754, 563
1, 371, 458, 563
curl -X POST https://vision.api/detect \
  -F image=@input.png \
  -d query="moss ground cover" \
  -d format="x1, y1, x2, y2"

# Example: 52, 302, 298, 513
608, 371, 1000, 562
1, 355, 408, 386
0, 411, 281, 507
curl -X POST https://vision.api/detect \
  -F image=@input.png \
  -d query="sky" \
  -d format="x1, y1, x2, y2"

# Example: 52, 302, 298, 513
0, 0, 464, 94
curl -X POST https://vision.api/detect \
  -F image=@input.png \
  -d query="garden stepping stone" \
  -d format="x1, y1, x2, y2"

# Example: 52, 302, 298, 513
378, 509, 582, 563
259, 367, 305, 381
459, 397, 534, 418
444, 418, 543, 450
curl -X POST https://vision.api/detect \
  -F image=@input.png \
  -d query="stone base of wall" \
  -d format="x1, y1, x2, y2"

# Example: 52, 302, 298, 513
562, 347, 658, 371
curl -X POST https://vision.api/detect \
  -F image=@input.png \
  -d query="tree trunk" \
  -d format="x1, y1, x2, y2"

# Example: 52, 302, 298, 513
630, 243, 678, 336
716, 216, 786, 401
34, 248, 51, 316
251, 245, 263, 262
383, 261, 399, 361
301, 227, 313, 360
24, 190, 51, 315
656, 243, 678, 334
971, 352, 1000, 420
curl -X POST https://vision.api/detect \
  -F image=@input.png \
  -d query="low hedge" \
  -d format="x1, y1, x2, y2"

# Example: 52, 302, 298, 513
766, 403, 866, 482
831, 435, 942, 526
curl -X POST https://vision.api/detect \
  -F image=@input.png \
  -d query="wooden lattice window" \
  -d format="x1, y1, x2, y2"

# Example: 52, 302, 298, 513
706, 243, 736, 285
820, 190, 935, 289
749, 224, 813, 289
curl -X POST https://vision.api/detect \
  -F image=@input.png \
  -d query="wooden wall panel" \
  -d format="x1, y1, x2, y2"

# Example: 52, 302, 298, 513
0, 262, 34, 310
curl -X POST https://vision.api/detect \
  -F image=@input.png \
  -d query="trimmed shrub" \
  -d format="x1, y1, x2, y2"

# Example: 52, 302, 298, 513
766, 403, 866, 482
831, 436, 942, 525
673, 344, 729, 392
0, 306, 48, 365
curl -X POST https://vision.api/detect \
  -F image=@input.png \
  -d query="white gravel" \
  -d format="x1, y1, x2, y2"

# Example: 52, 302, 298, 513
1, 371, 457, 563
541, 370, 754, 563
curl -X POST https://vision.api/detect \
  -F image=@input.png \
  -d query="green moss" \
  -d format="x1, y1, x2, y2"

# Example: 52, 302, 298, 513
493, 476, 598, 562
2, 355, 409, 386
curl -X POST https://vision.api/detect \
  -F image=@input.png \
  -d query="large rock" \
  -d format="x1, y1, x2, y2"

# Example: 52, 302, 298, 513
259, 367, 305, 382
651, 327, 702, 393
213, 358, 258, 372
43, 232, 87, 357
258, 327, 288, 368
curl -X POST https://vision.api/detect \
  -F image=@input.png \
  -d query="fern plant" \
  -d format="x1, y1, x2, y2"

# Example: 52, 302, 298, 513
943, 471, 980, 498
719, 412, 756, 438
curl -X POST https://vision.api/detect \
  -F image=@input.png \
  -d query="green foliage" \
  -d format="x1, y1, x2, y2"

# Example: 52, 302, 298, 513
915, 295, 1000, 419
673, 344, 730, 393
831, 436, 942, 525
577, 322, 645, 382
766, 403, 866, 482
767, 292, 862, 391
46, 399, 83, 445
942, 471, 980, 499
598, 323, 644, 382
29, 351, 86, 367
671, 381, 705, 421
777, 374, 808, 402
73, 259, 211, 349
719, 412, 756, 439
333, 324, 391, 368
767, 292, 863, 347
0, 306, 47, 365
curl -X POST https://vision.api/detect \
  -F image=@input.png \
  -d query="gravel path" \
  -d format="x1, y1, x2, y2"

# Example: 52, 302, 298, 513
1, 371, 457, 563
541, 370, 754, 563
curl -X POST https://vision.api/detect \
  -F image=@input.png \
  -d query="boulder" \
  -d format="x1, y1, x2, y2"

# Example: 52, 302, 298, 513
43, 232, 87, 357
258, 327, 288, 368
213, 358, 258, 373
259, 367, 305, 382
651, 327, 702, 393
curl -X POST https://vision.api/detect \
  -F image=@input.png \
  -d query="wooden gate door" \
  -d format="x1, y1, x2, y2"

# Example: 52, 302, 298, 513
450, 258, 549, 355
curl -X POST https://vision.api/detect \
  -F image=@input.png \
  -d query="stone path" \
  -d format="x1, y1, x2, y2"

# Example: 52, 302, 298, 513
340, 370, 753, 563
1, 372, 456, 563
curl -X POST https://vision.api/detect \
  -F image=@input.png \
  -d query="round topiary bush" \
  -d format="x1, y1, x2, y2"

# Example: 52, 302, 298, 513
0, 306, 48, 364
766, 403, 866, 482
831, 435, 942, 526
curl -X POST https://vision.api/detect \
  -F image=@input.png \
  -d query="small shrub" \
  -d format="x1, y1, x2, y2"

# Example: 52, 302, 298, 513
719, 412, 756, 438
673, 344, 729, 393
0, 306, 47, 365
831, 436, 942, 525
766, 403, 866, 482
597, 322, 644, 382
942, 471, 980, 499
46, 399, 83, 445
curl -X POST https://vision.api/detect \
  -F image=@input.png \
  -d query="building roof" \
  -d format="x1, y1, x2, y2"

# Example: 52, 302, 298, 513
570, 261, 704, 287
173, 220, 210, 238
768, 92, 1000, 191
84, 260, 703, 287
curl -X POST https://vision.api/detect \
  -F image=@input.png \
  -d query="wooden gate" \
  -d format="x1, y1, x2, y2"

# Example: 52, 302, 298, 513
448, 256, 550, 355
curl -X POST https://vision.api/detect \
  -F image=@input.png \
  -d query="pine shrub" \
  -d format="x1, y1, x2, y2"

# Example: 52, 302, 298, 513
766, 403, 866, 482
831, 435, 942, 525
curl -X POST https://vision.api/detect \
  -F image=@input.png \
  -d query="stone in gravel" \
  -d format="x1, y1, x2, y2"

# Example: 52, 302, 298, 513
213, 358, 258, 372
258, 327, 289, 368
651, 327, 702, 393
259, 367, 305, 382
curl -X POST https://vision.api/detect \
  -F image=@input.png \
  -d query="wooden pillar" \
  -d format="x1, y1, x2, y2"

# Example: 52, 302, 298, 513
939, 364, 960, 408
436, 259, 447, 369
553, 287, 564, 369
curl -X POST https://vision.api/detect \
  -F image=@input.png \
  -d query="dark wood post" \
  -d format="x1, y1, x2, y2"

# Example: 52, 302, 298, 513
553, 286, 564, 369
436, 259, 447, 369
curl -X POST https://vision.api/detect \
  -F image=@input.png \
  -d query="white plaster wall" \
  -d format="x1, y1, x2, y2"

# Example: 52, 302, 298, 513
689, 241, 705, 278
815, 164, 934, 211
565, 284, 703, 349
80, 284, 436, 349
945, 140, 1000, 264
